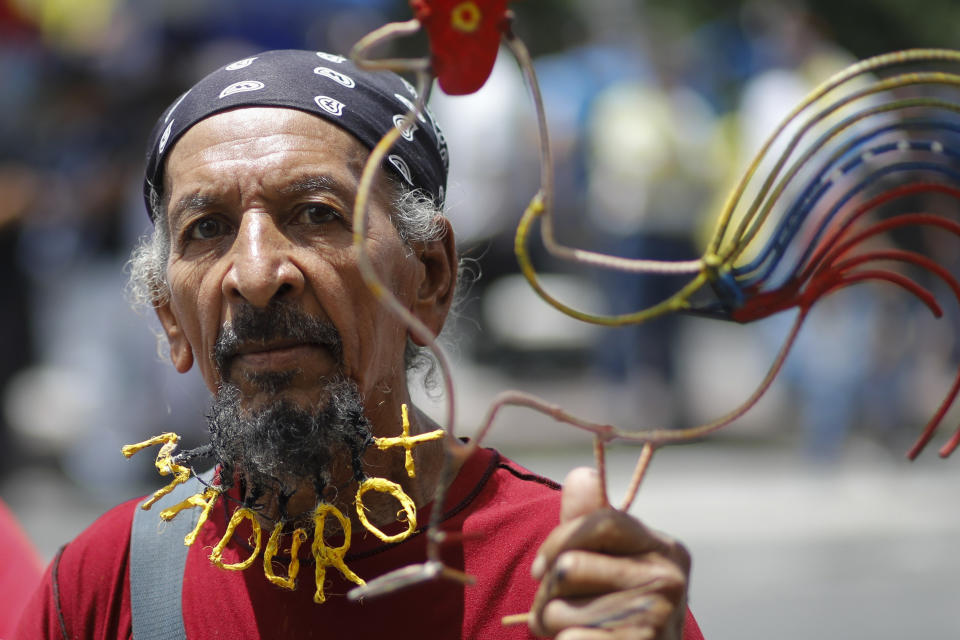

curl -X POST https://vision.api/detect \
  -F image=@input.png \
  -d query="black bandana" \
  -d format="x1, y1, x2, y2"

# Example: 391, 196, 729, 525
143, 49, 449, 222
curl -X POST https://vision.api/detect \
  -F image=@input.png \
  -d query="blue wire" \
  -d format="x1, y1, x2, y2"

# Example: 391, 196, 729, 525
735, 118, 960, 286
743, 159, 960, 291
691, 156, 960, 316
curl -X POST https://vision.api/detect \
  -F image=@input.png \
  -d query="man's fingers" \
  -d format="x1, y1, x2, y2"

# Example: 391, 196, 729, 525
535, 589, 676, 638
542, 550, 688, 600
561, 467, 607, 522
555, 629, 655, 640
530, 550, 688, 637
533, 508, 685, 579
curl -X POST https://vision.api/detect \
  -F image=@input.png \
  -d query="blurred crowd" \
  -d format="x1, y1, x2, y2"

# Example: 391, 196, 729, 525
0, 0, 957, 508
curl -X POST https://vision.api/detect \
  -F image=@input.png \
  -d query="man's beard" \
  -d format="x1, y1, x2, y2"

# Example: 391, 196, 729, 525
207, 377, 373, 516
183, 301, 374, 517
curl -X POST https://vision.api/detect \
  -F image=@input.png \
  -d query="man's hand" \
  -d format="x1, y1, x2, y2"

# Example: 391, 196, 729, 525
528, 467, 690, 639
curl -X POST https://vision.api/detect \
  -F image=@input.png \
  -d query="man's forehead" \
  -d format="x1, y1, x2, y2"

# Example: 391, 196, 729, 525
170, 107, 367, 159
163, 108, 369, 190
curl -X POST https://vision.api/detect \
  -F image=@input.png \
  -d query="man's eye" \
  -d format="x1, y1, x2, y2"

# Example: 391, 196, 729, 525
297, 204, 339, 225
188, 217, 227, 240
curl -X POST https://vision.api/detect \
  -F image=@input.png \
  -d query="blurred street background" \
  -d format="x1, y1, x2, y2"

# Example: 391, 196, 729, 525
2, 0, 960, 638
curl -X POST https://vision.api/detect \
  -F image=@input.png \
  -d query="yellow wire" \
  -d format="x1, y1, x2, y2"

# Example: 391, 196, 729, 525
719, 71, 960, 264
514, 190, 709, 326
709, 49, 960, 255
727, 94, 960, 270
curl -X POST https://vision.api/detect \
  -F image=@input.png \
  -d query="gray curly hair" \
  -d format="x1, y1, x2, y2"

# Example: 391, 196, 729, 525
127, 179, 451, 379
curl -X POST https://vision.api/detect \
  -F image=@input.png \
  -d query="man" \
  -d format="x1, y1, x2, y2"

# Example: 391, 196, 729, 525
15, 50, 702, 639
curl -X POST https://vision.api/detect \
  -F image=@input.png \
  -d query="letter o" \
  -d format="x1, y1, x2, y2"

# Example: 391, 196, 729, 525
354, 478, 417, 543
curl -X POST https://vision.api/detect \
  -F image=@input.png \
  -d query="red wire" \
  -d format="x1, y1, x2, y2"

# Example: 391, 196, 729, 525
799, 183, 960, 283
735, 195, 960, 457
823, 250, 960, 458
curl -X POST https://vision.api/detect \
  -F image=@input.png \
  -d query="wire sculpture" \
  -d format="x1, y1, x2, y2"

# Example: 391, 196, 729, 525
343, 2, 960, 615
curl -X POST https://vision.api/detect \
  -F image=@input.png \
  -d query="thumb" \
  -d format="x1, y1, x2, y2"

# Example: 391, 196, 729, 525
560, 467, 608, 522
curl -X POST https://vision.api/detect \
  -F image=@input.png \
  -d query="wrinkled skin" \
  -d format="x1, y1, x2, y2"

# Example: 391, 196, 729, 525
155, 107, 690, 638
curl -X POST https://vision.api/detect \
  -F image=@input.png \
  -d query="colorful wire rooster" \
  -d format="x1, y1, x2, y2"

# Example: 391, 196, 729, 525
345, 1, 960, 608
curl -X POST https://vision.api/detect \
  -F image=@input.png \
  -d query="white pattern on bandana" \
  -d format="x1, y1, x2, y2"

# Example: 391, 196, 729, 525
158, 120, 174, 154
393, 93, 427, 123
388, 154, 414, 186
219, 81, 265, 99
314, 66, 355, 88
393, 114, 417, 141
225, 57, 258, 70
314, 96, 345, 116
165, 92, 189, 124
316, 52, 346, 63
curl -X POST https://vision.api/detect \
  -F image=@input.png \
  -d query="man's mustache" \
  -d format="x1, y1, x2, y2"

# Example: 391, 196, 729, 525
213, 302, 343, 376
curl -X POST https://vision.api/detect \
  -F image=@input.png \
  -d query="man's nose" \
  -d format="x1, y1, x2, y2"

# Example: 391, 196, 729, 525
222, 213, 304, 307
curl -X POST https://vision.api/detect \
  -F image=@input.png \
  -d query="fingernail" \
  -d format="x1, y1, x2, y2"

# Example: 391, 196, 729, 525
531, 555, 544, 579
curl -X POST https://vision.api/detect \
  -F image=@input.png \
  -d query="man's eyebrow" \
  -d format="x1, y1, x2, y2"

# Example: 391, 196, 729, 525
277, 174, 341, 197
170, 192, 220, 220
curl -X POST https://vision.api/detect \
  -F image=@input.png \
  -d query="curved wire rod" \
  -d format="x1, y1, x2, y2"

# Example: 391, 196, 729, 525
510, 47, 960, 324
735, 106, 960, 285
720, 72, 960, 265
708, 49, 960, 256
503, 28, 704, 277
463, 305, 804, 449
732, 208, 960, 322
734, 160, 960, 305
593, 435, 611, 508
742, 153, 960, 290
619, 443, 655, 513
513, 193, 710, 326
826, 249, 960, 459
350, 19, 432, 73
351, 71, 459, 441
800, 183, 960, 281
348, 67, 493, 577
939, 426, 960, 457
820, 212, 960, 276
808, 270, 939, 318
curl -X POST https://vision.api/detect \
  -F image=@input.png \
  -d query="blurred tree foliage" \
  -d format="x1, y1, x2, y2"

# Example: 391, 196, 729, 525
508, 0, 587, 56
475, 0, 960, 57
384, 1, 958, 60
641, 0, 960, 55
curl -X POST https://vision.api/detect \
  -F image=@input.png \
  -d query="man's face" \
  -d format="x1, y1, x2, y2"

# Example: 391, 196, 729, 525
155, 107, 454, 435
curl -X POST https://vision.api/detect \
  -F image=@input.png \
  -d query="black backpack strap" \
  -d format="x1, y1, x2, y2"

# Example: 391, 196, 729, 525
129, 469, 214, 640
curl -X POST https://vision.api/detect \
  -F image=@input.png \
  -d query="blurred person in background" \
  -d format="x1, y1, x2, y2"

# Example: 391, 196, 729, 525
584, 73, 719, 417
0, 0, 40, 477
14, 50, 703, 639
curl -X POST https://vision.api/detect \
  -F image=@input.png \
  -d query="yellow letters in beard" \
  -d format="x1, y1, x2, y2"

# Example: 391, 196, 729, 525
311, 503, 365, 603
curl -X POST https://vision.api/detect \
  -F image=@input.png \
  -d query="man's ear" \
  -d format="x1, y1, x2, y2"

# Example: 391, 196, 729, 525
154, 301, 194, 373
411, 217, 458, 342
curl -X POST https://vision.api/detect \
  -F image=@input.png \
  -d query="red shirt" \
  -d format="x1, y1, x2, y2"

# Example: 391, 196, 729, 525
15, 448, 704, 639
0, 498, 44, 637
